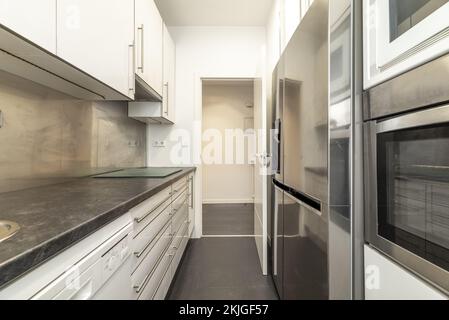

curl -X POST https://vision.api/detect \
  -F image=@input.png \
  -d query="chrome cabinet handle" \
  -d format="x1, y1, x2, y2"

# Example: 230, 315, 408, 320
134, 194, 171, 224
137, 24, 144, 72
171, 197, 188, 216
134, 242, 172, 294
128, 43, 135, 95
134, 221, 171, 259
163, 82, 169, 115
150, 252, 175, 300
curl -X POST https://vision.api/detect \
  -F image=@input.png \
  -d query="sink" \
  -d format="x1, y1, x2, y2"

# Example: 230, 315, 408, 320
0, 221, 20, 243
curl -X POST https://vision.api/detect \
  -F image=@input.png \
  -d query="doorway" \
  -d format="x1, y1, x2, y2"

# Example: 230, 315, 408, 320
201, 79, 255, 236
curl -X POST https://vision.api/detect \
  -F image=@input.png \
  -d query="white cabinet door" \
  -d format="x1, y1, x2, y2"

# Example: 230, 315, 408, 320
0, 0, 56, 53
57, 0, 134, 98
162, 24, 175, 122
135, 0, 163, 97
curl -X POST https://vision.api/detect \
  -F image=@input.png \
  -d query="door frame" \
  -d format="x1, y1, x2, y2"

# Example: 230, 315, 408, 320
193, 68, 268, 274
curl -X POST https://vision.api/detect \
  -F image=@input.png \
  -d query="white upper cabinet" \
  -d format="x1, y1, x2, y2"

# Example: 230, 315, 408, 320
0, 0, 56, 53
163, 24, 175, 122
135, 0, 163, 97
57, 0, 135, 98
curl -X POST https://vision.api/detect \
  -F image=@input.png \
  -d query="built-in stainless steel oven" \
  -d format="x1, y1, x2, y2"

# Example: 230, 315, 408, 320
363, 52, 449, 295
365, 104, 449, 294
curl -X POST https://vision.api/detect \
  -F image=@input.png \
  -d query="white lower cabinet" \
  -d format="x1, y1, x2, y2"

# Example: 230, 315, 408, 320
364, 245, 447, 300
129, 173, 194, 300
0, 173, 195, 300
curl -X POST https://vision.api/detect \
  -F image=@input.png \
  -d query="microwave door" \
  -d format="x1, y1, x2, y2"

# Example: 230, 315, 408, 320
376, 0, 449, 69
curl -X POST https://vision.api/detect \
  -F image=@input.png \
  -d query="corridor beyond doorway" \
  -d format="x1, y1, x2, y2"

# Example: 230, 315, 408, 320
203, 203, 254, 236
201, 79, 256, 238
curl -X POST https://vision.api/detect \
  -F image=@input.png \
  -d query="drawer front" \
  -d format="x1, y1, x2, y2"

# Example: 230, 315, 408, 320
153, 262, 174, 301
132, 203, 172, 260
172, 177, 188, 198
172, 188, 188, 213
132, 222, 172, 291
137, 248, 174, 300
172, 200, 188, 236
172, 220, 188, 252
172, 222, 190, 277
129, 186, 172, 227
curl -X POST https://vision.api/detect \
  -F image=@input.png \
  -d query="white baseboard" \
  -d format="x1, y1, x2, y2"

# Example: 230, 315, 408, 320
202, 199, 254, 204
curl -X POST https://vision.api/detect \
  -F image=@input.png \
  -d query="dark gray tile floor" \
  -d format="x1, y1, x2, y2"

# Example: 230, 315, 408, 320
167, 237, 278, 300
203, 204, 254, 235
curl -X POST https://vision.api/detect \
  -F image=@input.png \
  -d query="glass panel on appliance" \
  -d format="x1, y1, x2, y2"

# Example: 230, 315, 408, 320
389, 0, 449, 41
377, 124, 449, 271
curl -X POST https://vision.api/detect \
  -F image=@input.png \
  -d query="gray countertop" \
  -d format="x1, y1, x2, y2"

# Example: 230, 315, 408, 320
0, 167, 196, 289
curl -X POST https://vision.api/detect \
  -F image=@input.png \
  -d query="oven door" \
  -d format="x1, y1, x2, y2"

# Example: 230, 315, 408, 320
365, 105, 449, 295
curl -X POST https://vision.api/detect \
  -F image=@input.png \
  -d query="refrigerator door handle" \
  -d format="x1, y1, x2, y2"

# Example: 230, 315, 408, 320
283, 190, 322, 217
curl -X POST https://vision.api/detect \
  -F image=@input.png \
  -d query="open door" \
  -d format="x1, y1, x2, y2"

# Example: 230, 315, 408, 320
253, 47, 268, 275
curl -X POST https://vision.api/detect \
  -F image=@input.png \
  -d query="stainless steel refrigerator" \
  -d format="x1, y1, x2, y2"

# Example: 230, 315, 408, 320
269, 0, 329, 300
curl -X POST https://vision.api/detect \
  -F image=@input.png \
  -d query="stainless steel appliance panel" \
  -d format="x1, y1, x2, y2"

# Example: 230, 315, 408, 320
364, 104, 449, 294
272, 182, 284, 298
328, 1, 352, 299
283, 191, 328, 300
283, 0, 329, 202
364, 53, 449, 121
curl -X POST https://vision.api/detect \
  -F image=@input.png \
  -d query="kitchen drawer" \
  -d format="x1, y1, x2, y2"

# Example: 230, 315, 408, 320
129, 186, 172, 228
137, 247, 174, 300
172, 219, 188, 252
153, 260, 174, 301
132, 222, 172, 291
172, 200, 188, 235
172, 188, 188, 210
172, 222, 190, 277
132, 202, 172, 260
172, 177, 188, 197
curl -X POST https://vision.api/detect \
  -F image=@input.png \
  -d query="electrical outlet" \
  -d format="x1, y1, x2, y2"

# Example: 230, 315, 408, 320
152, 140, 167, 148
128, 140, 139, 147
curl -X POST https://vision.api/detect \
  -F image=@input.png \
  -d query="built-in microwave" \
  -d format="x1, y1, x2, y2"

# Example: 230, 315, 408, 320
363, 0, 449, 89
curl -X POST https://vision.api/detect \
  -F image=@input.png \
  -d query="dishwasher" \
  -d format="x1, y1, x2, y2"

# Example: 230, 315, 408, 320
32, 219, 134, 300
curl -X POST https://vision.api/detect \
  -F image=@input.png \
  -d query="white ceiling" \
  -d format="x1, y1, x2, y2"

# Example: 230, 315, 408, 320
154, 0, 273, 27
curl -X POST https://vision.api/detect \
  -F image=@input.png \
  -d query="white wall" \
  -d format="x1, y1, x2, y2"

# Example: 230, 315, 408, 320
266, 0, 314, 76
202, 83, 255, 204
147, 27, 265, 166
146, 26, 265, 237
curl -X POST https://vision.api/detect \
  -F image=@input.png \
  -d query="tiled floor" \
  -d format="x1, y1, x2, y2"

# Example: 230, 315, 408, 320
202, 204, 254, 235
167, 237, 278, 300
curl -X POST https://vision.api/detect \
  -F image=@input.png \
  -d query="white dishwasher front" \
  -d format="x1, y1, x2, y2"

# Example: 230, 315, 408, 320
32, 219, 134, 300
